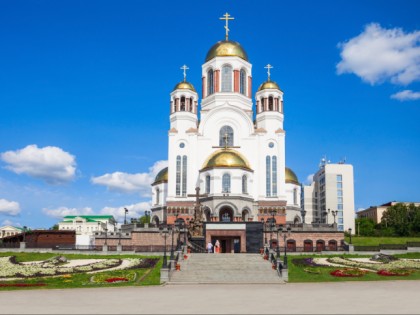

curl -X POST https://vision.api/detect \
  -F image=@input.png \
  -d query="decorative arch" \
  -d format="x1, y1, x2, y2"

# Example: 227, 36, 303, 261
287, 239, 296, 252
316, 240, 325, 252
203, 207, 211, 222
293, 215, 301, 225
328, 240, 338, 251
221, 64, 233, 92
207, 68, 214, 96
241, 208, 250, 221
152, 216, 160, 226
219, 125, 234, 147
303, 239, 313, 252
219, 206, 234, 222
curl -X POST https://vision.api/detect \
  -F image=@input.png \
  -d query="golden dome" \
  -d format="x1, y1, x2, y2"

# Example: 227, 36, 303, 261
258, 80, 281, 91
153, 167, 168, 185
285, 167, 299, 185
202, 149, 251, 170
205, 40, 248, 62
173, 81, 196, 92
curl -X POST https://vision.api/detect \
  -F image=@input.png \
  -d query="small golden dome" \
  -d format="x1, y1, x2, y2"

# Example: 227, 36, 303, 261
285, 167, 299, 185
258, 80, 281, 91
205, 40, 248, 62
153, 167, 168, 185
173, 81, 196, 92
202, 149, 251, 170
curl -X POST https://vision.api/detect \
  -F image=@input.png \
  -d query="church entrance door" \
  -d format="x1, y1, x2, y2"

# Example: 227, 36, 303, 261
212, 236, 240, 253
219, 207, 234, 222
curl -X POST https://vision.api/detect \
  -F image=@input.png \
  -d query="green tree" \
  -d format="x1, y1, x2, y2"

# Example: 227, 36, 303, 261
50, 224, 59, 230
381, 203, 420, 236
355, 218, 375, 236
139, 214, 151, 224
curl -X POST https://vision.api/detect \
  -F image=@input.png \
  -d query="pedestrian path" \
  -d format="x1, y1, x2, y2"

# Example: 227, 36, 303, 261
168, 253, 284, 284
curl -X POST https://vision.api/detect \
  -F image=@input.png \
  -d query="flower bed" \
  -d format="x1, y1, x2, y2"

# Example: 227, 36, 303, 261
377, 269, 411, 276
91, 270, 137, 284
292, 258, 327, 268
330, 268, 367, 277
327, 257, 420, 271
0, 256, 122, 278
105, 277, 129, 283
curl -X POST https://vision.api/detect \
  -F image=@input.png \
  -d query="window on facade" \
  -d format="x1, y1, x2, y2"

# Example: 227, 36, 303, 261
221, 65, 233, 92
268, 96, 274, 111
156, 188, 160, 205
205, 175, 211, 194
242, 175, 247, 194
266, 156, 271, 196
222, 174, 231, 193
182, 156, 187, 196
337, 175, 343, 182
176, 156, 181, 196
240, 69, 246, 95
337, 183, 343, 189
207, 69, 214, 95
180, 96, 185, 111
219, 125, 234, 147
272, 156, 277, 196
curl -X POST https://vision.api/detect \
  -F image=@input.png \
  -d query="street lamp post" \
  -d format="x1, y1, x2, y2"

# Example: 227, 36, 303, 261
159, 225, 169, 268
279, 225, 291, 268
331, 210, 338, 225
301, 210, 307, 224
124, 208, 128, 225
261, 218, 267, 246
170, 226, 175, 260
269, 209, 277, 248
349, 228, 352, 244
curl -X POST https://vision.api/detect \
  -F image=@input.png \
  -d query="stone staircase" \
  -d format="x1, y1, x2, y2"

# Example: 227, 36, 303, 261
168, 253, 284, 284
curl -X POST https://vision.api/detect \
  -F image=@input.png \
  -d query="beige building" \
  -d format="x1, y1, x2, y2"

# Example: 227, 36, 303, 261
357, 201, 420, 224
302, 161, 355, 233
0, 225, 23, 239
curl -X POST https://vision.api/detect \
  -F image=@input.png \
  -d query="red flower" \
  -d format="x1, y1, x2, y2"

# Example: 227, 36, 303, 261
105, 277, 128, 283
377, 270, 410, 276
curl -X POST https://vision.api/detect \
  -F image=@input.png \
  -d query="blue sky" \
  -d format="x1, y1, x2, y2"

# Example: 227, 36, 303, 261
1, 0, 419, 228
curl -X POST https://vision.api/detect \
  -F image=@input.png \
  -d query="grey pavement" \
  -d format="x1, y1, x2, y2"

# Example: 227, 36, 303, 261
1, 281, 419, 314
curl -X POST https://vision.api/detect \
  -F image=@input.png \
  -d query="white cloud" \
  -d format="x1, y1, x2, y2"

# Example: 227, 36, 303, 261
356, 208, 365, 212
0, 198, 21, 216
337, 23, 420, 85
100, 202, 151, 223
42, 206, 93, 219
1, 145, 76, 184
305, 174, 314, 185
91, 160, 168, 197
391, 89, 420, 101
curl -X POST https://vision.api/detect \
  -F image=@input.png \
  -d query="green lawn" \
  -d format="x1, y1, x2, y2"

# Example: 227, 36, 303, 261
289, 252, 420, 283
344, 236, 420, 246
0, 252, 162, 290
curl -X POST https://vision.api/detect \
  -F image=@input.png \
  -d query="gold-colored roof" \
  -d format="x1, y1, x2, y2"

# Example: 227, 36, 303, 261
205, 40, 248, 62
153, 167, 168, 185
285, 167, 299, 185
202, 149, 251, 170
257, 80, 280, 91
173, 81, 196, 92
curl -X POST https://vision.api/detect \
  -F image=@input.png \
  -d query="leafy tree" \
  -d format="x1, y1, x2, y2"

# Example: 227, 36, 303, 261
50, 224, 59, 230
139, 214, 151, 224
381, 203, 420, 236
355, 218, 375, 236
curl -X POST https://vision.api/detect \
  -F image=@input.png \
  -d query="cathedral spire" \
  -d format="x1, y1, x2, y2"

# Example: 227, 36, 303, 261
264, 64, 273, 81
180, 65, 189, 82
219, 12, 234, 40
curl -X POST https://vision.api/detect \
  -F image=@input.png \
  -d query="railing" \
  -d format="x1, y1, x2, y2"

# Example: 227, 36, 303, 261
407, 242, 420, 247
188, 240, 206, 253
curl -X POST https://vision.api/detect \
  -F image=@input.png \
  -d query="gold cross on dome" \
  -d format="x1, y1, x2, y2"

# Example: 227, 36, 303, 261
180, 65, 189, 82
264, 64, 273, 80
220, 12, 234, 40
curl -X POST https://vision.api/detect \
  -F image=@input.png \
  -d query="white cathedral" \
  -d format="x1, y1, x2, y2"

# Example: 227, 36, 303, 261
150, 15, 302, 227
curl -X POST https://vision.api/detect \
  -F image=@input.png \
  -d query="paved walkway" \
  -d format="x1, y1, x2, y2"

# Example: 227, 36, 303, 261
0, 281, 419, 314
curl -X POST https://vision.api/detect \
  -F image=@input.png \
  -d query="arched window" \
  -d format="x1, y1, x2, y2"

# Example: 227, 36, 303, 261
240, 69, 246, 95
221, 65, 233, 92
190, 97, 194, 112
219, 125, 234, 147
207, 69, 214, 95
242, 209, 249, 221
205, 175, 211, 194
268, 96, 273, 111
242, 175, 247, 194
272, 156, 277, 196
180, 96, 186, 111
266, 156, 277, 197
266, 156, 271, 196
156, 188, 160, 205
176, 156, 181, 196
261, 98, 265, 111
182, 155, 187, 196
222, 174, 231, 193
